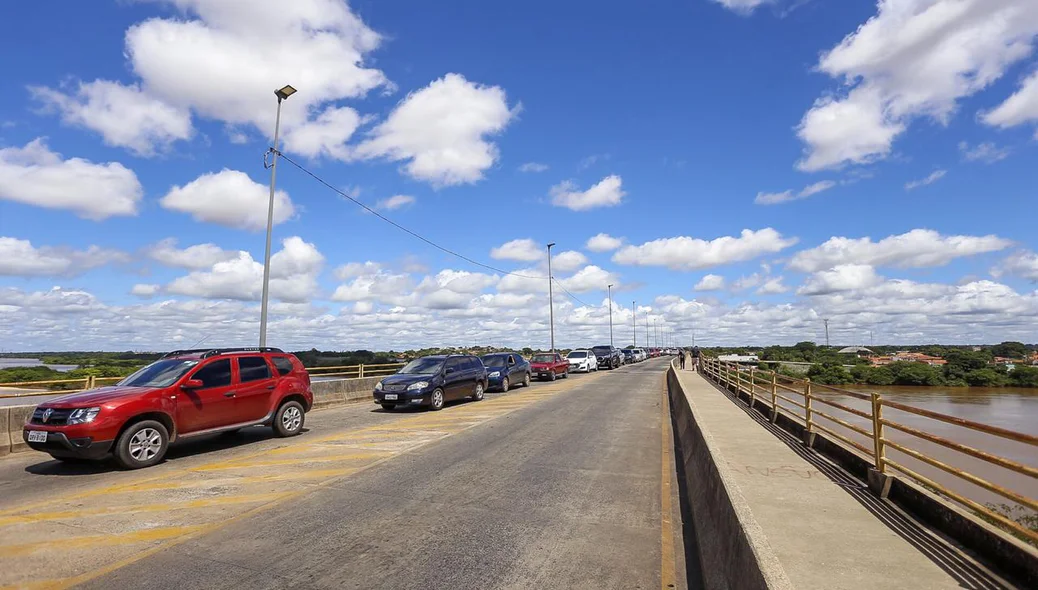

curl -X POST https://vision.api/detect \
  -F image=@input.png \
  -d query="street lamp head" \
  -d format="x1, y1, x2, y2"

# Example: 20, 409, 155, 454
275, 85, 297, 101
547, 242, 556, 250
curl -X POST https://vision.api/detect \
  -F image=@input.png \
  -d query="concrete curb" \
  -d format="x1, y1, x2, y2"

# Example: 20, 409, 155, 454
667, 364, 794, 590
0, 407, 10, 457
7, 405, 33, 454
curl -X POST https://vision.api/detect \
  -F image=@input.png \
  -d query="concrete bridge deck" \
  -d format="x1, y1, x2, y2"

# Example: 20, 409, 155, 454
672, 367, 1015, 589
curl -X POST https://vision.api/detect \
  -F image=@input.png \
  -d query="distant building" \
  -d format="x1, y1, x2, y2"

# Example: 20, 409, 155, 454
871, 351, 946, 367
837, 346, 874, 357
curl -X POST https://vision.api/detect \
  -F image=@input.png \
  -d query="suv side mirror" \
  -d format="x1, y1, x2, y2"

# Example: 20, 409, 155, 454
182, 378, 204, 389
445, 367, 455, 375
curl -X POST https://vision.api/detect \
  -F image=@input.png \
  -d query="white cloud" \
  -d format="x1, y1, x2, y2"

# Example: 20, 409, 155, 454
30, 80, 192, 156
798, 264, 883, 295
124, 0, 388, 141
376, 195, 415, 210
992, 250, 1038, 281
797, 0, 1038, 171
0, 237, 127, 277
559, 265, 618, 293
550, 175, 625, 211
491, 238, 543, 263
757, 276, 789, 295
709, 0, 774, 15
160, 169, 295, 231
904, 169, 947, 190
958, 140, 1012, 163
166, 236, 323, 302
131, 284, 161, 298
586, 233, 624, 252
352, 73, 516, 186
551, 250, 589, 273
732, 273, 764, 291
334, 261, 382, 281
789, 229, 1013, 272
146, 238, 238, 270
518, 162, 548, 173
983, 69, 1038, 130
755, 180, 837, 205
0, 138, 142, 219
694, 274, 726, 291
281, 106, 363, 160
612, 229, 798, 271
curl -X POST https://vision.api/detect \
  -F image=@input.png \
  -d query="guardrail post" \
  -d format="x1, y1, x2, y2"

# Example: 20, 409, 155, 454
748, 366, 757, 410
866, 392, 893, 498
770, 372, 778, 423
86, 375, 96, 390
802, 378, 815, 447
358, 364, 365, 378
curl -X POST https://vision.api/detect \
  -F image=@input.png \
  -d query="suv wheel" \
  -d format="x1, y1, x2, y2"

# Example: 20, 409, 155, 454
273, 401, 305, 437
500, 377, 509, 392
549, 371, 557, 382
114, 420, 169, 470
523, 373, 531, 387
562, 369, 569, 379
430, 388, 445, 411
472, 382, 485, 401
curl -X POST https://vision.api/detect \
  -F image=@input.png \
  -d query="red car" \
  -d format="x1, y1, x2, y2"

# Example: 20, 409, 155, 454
529, 352, 569, 381
23, 347, 313, 469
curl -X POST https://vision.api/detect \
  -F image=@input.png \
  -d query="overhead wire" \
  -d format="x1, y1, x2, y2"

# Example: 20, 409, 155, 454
275, 150, 546, 281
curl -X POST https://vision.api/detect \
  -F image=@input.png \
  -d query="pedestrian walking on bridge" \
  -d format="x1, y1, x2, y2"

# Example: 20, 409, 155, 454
679, 350, 686, 370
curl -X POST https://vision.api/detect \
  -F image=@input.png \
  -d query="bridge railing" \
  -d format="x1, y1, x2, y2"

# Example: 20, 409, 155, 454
699, 357, 1038, 545
0, 363, 407, 399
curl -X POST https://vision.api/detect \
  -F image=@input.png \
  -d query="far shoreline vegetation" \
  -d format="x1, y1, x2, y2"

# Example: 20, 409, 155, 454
0, 342, 1036, 389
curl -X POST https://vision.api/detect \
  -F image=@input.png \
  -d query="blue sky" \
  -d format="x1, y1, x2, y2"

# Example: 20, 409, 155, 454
1, 0, 1037, 351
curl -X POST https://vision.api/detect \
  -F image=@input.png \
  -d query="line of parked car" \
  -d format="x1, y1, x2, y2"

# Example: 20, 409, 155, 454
21, 345, 682, 470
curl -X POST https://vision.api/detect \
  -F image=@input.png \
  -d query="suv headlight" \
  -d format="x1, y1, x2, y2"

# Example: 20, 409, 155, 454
488, 371, 500, 378
375, 381, 383, 391
407, 381, 429, 391
67, 407, 100, 425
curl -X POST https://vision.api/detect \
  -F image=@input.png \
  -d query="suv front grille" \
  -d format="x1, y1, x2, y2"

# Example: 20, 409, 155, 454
31, 408, 72, 425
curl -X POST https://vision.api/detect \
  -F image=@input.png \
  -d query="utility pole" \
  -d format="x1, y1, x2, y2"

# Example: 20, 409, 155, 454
547, 243, 556, 356
645, 315, 650, 347
260, 84, 297, 347
653, 319, 658, 348
632, 301, 637, 347
824, 318, 830, 348
607, 284, 614, 347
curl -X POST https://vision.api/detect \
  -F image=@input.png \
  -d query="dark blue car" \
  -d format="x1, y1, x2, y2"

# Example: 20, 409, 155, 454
373, 355, 487, 411
480, 353, 532, 392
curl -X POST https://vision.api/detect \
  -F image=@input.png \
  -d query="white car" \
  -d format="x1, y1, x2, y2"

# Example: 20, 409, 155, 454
633, 348, 647, 362
566, 350, 597, 372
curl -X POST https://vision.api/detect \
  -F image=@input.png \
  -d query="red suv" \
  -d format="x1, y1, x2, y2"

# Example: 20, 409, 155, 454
23, 347, 313, 469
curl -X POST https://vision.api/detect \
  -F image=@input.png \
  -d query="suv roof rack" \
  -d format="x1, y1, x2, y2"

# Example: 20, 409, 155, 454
162, 347, 284, 359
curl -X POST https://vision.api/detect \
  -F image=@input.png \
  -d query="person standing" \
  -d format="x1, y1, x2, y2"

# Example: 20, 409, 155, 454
679, 350, 686, 370
692, 346, 700, 372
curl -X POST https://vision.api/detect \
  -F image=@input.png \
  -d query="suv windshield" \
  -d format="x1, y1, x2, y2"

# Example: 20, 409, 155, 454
567, 351, 587, 358
118, 359, 199, 388
592, 346, 612, 354
399, 357, 444, 374
481, 355, 507, 367
531, 354, 555, 363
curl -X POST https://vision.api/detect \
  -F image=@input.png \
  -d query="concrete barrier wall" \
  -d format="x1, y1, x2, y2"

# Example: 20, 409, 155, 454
667, 366, 790, 590
3, 377, 386, 456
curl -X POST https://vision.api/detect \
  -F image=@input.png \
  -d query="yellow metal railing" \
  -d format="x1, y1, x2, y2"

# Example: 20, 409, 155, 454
0, 363, 407, 399
698, 357, 1038, 544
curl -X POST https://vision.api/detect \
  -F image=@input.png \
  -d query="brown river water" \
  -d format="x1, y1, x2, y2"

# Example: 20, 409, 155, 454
789, 385, 1037, 515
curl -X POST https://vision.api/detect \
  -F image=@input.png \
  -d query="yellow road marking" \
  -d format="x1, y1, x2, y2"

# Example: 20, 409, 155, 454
660, 380, 677, 590
189, 451, 390, 472
0, 524, 209, 557
0, 492, 294, 527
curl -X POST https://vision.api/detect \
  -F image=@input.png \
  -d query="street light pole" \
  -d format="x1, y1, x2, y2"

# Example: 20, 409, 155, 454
259, 84, 297, 348
547, 242, 556, 356
632, 301, 636, 347
607, 284, 614, 347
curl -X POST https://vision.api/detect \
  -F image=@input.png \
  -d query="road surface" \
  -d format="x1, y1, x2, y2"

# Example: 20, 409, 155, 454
0, 359, 689, 589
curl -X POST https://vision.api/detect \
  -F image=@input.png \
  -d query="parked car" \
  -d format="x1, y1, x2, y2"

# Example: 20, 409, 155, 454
481, 352, 531, 392
634, 348, 647, 362
374, 355, 487, 411
530, 352, 569, 381
566, 349, 597, 373
23, 347, 312, 469
621, 349, 637, 364
592, 345, 623, 369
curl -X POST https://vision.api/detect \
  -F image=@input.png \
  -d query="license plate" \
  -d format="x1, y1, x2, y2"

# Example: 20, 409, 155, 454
27, 430, 47, 443
384, 394, 398, 400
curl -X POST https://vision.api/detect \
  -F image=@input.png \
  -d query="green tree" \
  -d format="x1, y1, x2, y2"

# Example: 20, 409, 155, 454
807, 362, 852, 385
850, 365, 895, 386
963, 368, 1008, 387
991, 341, 1028, 359
887, 361, 945, 386
1008, 366, 1038, 388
